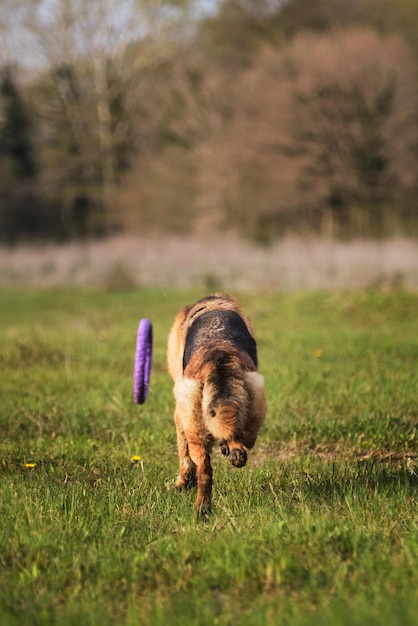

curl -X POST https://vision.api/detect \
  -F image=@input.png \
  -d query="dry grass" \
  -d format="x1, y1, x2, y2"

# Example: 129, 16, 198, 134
0, 234, 417, 291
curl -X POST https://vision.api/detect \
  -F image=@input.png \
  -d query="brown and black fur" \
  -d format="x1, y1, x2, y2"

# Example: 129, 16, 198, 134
167, 293, 267, 514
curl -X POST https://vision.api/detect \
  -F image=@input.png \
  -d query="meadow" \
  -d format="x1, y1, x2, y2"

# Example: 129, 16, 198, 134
0, 286, 417, 625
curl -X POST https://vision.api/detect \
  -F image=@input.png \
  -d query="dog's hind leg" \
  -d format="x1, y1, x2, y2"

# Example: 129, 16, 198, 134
174, 412, 197, 490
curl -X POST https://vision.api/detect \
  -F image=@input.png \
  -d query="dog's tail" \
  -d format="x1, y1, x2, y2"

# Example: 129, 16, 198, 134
201, 370, 249, 443
203, 395, 241, 441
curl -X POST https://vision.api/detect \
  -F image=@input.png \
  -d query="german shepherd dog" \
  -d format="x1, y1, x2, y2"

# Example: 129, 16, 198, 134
167, 293, 267, 514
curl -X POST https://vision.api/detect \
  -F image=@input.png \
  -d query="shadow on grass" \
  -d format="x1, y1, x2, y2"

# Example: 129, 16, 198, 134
264, 455, 417, 509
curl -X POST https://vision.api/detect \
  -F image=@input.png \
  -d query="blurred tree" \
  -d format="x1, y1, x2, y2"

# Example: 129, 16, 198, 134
198, 0, 285, 66
0, 65, 43, 243
1, 0, 418, 242
0, 66, 36, 180
231, 30, 418, 239
162, 27, 418, 241
279, 0, 418, 53
2, 0, 195, 239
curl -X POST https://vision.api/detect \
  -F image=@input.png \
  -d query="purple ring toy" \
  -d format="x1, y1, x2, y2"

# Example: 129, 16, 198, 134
133, 319, 153, 404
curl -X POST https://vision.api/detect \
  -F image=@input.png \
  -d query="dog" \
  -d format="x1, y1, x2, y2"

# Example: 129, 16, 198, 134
167, 293, 267, 514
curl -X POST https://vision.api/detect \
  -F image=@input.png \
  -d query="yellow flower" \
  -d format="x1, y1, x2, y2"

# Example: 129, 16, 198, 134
131, 455, 142, 463
314, 349, 324, 359
23, 463, 36, 469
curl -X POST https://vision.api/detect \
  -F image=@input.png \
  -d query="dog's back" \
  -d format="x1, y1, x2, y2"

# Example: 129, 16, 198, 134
183, 309, 258, 372
167, 293, 254, 382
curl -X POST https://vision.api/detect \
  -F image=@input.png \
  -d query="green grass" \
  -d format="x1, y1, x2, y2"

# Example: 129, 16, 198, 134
1, 287, 417, 625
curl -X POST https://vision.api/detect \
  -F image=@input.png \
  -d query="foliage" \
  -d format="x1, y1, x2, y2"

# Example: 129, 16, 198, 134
0, 67, 36, 180
0, 67, 43, 244
155, 28, 418, 241
0, 287, 417, 624
0, 0, 195, 242
1, 0, 418, 241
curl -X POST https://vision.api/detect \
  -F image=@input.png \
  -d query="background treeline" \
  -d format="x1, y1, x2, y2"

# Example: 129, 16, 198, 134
1, 0, 418, 244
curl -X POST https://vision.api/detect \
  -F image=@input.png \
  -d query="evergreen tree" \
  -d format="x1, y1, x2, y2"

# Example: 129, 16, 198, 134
0, 66, 36, 181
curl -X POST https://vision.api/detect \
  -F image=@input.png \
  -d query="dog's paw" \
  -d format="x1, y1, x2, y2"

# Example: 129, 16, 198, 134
229, 448, 247, 468
176, 474, 197, 490
219, 440, 230, 457
195, 501, 212, 518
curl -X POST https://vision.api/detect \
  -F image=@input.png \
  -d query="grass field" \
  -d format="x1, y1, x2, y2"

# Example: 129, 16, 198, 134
1, 287, 417, 625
